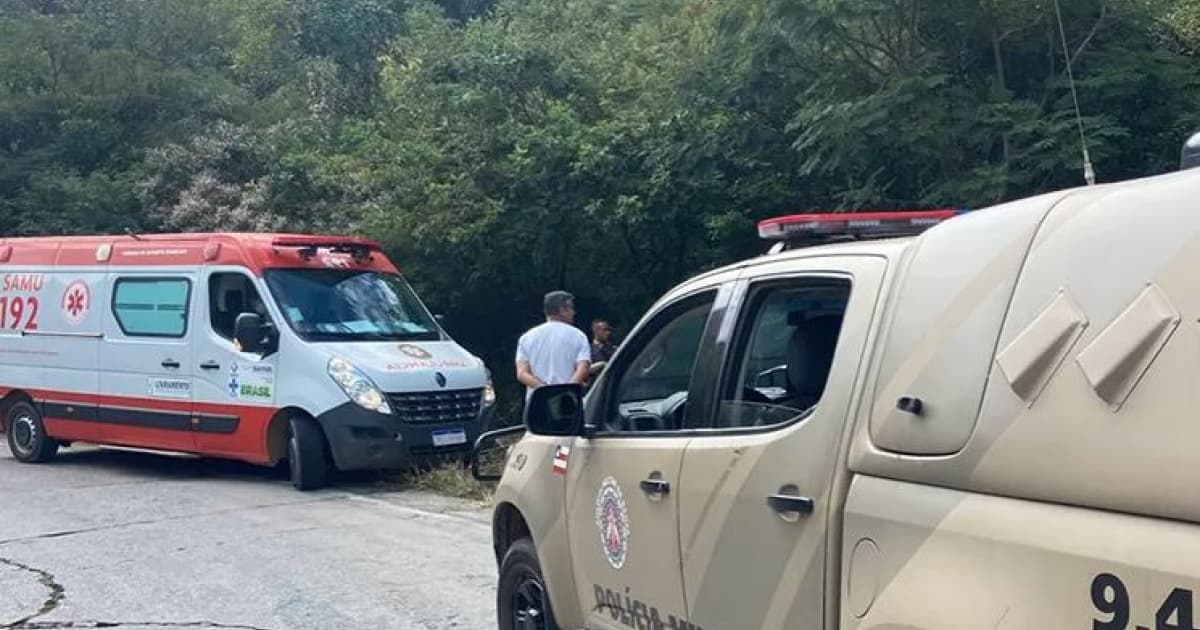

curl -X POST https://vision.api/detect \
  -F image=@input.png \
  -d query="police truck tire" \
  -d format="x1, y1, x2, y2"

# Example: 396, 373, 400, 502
287, 416, 327, 491
498, 537, 561, 630
6, 401, 58, 463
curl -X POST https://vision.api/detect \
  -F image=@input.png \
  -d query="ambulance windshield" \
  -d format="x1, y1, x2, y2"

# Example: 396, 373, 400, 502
264, 269, 442, 342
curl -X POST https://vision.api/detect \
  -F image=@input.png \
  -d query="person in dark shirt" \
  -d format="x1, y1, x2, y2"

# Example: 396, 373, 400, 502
590, 318, 617, 363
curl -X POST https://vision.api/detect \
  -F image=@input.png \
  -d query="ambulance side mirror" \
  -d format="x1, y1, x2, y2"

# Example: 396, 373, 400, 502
234, 313, 271, 355
525, 384, 585, 436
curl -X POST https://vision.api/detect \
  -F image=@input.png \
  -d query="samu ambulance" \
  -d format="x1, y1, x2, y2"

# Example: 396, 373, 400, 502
0, 233, 495, 490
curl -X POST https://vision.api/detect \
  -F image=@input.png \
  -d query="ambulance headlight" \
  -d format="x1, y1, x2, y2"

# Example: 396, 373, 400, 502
483, 372, 497, 407
328, 357, 392, 415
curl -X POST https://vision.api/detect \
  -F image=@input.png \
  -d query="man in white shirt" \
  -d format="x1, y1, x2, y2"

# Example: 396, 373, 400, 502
516, 291, 592, 398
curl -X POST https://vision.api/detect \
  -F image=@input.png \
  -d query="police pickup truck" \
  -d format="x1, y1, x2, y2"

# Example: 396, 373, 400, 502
474, 165, 1200, 630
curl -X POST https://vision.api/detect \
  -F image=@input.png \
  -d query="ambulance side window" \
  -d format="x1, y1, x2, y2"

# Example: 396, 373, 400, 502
208, 272, 266, 340
711, 278, 850, 429
112, 278, 191, 338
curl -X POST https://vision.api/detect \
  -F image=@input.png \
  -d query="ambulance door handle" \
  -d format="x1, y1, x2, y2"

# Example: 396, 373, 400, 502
200, 361, 221, 371
161, 359, 181, 369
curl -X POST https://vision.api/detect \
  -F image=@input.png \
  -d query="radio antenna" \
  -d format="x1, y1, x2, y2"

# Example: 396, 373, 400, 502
1054, 0, 1096, 186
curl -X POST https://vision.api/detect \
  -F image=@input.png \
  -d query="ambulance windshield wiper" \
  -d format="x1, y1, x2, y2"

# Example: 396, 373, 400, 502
338, 331, 441, 342
296, 329, 441, 342
392, 331, 440, 341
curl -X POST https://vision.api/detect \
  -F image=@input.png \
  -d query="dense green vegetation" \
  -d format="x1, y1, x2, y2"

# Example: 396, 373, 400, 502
3, 0, 1199, 408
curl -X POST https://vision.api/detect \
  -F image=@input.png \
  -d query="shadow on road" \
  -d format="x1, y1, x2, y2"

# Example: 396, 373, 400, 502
3, 446, 396, 491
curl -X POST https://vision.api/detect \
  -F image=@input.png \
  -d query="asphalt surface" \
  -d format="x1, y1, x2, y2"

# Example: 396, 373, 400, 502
0, 444, 497, 630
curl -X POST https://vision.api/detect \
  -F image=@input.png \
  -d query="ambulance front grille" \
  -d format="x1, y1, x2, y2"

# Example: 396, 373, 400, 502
388, 389, 483, 425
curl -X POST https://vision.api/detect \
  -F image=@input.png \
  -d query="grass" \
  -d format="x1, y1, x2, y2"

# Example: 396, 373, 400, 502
386, 427, 526, 503
385, 461, 495, 503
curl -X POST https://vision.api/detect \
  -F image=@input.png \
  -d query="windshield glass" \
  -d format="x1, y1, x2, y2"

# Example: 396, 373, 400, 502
264, 269, 442, 342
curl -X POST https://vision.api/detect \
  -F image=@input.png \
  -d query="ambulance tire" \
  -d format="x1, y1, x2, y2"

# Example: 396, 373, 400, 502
498, 538, 561, 630
6, 401, 58, 464
287, 416, 328, 491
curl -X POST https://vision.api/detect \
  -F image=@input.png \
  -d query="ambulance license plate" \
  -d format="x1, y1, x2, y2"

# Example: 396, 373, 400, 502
431, 428, 467, 447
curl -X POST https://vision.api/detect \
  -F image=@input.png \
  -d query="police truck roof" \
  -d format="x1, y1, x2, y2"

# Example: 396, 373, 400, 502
757, 210, 961, 250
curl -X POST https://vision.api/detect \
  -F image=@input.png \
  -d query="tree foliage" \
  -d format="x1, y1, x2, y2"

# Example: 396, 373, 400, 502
2, 0, 1199, 401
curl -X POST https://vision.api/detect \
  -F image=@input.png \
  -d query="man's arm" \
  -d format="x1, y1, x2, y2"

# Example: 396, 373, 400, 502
570, 360, 590, 384
516, 336, 545, 389
516, 360, 546, 389
571, 332, 593, 384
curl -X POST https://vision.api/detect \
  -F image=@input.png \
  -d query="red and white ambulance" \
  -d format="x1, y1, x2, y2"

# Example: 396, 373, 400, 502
0, 233, 495, 489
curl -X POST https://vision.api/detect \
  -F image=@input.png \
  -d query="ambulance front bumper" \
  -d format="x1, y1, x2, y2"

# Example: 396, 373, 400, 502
316, 401, 495, 471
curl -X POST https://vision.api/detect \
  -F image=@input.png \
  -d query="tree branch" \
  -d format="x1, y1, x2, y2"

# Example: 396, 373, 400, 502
829, 22, 891, 77
999, 13, 1044, 42
617, 218, 655, 294
1070, 0, 1108, 66
909, 0, 920, 60
867, 12, 899, 63
1038, 1, 1107, 111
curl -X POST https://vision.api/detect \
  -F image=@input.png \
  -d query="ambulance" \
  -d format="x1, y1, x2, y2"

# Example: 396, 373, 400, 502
474, 165, 1200, 630
0, 233, 495, 490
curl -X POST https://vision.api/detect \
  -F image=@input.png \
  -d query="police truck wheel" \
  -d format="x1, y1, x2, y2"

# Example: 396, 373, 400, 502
6, 401, 58, 463
287, 416, 327, 491
498, 538, 561, 630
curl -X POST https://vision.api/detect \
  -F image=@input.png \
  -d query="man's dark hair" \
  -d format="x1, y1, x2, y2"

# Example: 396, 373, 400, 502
544, 290, 575, 316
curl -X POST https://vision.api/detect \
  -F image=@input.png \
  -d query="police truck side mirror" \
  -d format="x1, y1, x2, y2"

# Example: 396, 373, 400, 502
471, 425, 526, 481
234, 313, 266, 354
525, 384, 585, 436
1182, 131, 1200, 170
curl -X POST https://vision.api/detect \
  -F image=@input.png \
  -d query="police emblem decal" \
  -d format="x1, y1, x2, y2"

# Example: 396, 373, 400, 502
595, 476, 631, 570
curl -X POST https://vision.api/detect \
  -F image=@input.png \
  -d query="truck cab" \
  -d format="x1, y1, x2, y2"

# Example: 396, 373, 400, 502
477, 166, 1200, 630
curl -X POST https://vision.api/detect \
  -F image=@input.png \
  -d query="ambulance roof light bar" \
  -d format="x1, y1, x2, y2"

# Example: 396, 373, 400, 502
758, 209, 962, 251
270, 236, 382, 261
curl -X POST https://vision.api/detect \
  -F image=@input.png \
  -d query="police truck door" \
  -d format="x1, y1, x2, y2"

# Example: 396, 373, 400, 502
566, 281, 733, 630
675, 257, 885, 629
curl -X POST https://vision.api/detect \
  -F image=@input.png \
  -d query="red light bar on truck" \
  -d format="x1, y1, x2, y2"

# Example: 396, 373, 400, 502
758, 210, 959, 245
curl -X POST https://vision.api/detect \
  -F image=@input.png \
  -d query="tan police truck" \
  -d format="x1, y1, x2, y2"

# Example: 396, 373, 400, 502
473, 165, 1200, 630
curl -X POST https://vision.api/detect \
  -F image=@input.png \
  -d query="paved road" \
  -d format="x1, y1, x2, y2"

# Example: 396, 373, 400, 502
0, 445, 497, 630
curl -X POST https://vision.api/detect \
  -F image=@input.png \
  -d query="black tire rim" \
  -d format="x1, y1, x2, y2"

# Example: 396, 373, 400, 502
510, 568, 549, 630
11, 413, 36, 455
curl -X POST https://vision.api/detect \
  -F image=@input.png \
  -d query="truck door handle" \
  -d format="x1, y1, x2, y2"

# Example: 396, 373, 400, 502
767, 493, 814, 518
639, 479, 670, 495
200, 361, 221, 370
161, 359, 181, 369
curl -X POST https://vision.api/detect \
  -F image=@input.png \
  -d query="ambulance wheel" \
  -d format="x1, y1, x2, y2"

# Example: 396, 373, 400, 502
287, 416, 327, 491
6, 401, 58, 463
498, 538, 561, 630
